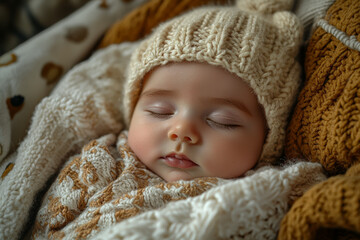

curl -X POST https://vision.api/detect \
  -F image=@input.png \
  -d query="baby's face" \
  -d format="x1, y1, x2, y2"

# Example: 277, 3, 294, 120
128, 62, 267, 182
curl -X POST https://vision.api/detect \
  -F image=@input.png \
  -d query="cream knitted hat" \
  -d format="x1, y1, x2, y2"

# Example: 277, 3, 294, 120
123, 0, 303, 166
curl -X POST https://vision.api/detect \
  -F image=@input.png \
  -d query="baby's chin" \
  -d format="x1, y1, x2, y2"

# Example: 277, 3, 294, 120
161, 170, 197, 182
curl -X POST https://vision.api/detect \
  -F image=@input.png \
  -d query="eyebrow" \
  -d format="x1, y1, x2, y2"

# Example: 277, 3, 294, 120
140, 89, 175, 98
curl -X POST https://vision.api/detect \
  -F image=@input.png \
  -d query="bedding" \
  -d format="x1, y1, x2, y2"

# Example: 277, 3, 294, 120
0, 36, 327, 240
286, 0, 360, 176
0, 0, 359, 239
0, 0, 148, 166
0, 35, 327, 240
0, 0, 90, 55
32, 132, 225, 239
279, 0, 360, 238
98, 0, 230, 49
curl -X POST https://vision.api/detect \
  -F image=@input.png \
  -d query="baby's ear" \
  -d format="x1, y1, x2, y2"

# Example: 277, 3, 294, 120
272, 11, 304, 55
236, 0, 294, 14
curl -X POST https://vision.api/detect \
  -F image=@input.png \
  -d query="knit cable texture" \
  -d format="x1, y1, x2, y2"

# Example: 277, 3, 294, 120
285, 0, 360, 176
278, 163, 360, 240
279, 0, 360, 238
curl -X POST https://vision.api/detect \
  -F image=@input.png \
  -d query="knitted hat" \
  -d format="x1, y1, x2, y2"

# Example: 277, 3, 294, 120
124, 0, 303, 166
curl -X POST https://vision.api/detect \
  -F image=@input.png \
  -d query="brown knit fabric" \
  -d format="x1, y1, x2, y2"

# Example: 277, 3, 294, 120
98, 0, 231, 48
278, 0, 360, 239
278, 162, 360, 240
285, 0, 360, 176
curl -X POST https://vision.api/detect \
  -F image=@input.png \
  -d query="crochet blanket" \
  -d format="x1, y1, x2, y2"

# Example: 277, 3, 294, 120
32, 132, 224, 239
0, 42, 327, 240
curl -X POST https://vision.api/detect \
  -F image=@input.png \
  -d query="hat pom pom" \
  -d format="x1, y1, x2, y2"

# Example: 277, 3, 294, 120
236, 0, 294, 14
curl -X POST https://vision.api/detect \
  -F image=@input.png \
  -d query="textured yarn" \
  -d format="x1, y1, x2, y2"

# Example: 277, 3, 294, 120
278, 163, 360, 240
285, 0, 360, 175
32, 132, 223, 239
278, 0, 360, 239
89, 160, 325, 240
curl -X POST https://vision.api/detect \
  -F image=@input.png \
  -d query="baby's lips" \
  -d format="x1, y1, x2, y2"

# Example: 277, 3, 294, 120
163, 153, 198, 169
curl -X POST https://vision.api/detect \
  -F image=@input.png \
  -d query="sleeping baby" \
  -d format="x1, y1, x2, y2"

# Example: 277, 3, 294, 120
29, 1, 322, 239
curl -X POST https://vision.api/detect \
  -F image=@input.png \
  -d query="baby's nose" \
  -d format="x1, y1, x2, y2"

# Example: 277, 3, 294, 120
168, 124, 199, 144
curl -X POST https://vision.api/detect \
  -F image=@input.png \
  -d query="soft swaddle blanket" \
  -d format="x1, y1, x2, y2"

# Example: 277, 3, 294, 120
0, 42, 327, 240
32, 131, 223, 239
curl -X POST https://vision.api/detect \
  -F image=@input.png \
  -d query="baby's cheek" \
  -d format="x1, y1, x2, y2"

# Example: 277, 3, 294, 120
128, 120, 142, 148
128, 122, 158, 166
205, 142, 257, 178
128, 129, 145, 157
200, 146, 232, 177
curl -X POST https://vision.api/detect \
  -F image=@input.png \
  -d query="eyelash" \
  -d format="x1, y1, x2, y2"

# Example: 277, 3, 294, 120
206, 119, 240, 130
146, 110, 173, 119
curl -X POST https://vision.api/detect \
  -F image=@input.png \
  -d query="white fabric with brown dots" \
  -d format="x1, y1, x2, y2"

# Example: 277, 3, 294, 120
0, 0, 147, 170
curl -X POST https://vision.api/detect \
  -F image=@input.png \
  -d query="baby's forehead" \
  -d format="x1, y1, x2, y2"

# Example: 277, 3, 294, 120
141, 62, 249, 90
138, 62, 263, 111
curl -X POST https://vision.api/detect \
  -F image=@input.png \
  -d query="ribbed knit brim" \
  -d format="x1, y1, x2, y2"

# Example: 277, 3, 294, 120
124, 4, 303, 166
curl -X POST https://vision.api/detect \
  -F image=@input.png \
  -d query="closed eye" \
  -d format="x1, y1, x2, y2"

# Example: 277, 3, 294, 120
146, 110, 173, 119
206, 119, 240, 130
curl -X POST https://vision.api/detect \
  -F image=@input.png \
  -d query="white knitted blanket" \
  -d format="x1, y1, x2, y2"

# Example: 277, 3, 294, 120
0, 42, 327, 240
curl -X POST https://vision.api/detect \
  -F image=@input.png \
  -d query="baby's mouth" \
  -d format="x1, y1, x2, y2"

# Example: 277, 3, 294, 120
162, 153, 198, 169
